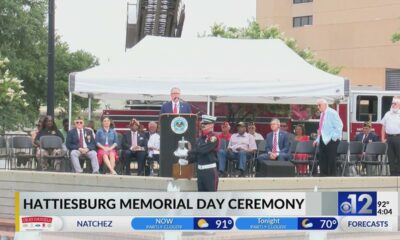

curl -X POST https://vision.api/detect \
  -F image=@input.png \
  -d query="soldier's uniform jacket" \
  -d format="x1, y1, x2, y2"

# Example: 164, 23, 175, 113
189, 132, 219, 165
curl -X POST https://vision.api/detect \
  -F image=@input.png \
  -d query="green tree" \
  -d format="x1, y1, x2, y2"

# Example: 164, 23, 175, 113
208, 21, 341, 74
0, 0, 98, 128
393, 32, 400, 43
206, 21, 331, 123
0, 57, 32, 133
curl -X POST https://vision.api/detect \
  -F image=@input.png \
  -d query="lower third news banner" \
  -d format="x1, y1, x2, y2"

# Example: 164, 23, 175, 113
15, 192, 398, 232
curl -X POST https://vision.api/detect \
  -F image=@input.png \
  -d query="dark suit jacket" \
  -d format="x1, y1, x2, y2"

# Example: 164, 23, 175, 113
66, 128, 96, 151
121, 130, 148, 151
265, 130, 290, 155
355, 132, 379, 144
160, 101, 192, 114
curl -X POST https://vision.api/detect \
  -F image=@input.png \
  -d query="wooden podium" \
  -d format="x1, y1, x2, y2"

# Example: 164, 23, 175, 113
172, 163, 194, 179
159, 114, 197, 177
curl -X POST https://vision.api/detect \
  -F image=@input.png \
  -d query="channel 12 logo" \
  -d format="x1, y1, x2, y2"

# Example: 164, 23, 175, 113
338, 192, 377, 216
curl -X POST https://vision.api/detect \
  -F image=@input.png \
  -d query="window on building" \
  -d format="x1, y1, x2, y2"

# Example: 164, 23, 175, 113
293, 0, 313, 4
356, 95, 378, 122
386, 69, 400, 90
381, 96, 395, 119
293, 16, 313, 27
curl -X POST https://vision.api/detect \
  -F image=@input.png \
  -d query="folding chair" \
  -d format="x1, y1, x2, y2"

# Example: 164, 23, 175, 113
226, 150, 253, 178
290, 140, 316, 176
343, 141, 364, 176
10, 136, 36, 170
39, 135, 67, 171
335, 140, 349, 176
361, 142, 388, 176
289, 140, 299, 160
249, 140, 266, 177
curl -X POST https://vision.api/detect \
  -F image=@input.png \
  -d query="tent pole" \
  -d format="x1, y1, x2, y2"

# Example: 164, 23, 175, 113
68, 92, 72, 130
344, 93, 351, 176
207, 96, 210, 115
88, 95, 92, 120
347, 95, 351, 142
211, 101, 215, 116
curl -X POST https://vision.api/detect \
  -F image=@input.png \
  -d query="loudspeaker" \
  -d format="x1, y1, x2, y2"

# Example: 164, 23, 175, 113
255, 160, 295, 177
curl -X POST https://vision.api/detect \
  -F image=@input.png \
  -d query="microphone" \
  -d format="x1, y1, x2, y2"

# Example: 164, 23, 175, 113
179, 97, 205, 116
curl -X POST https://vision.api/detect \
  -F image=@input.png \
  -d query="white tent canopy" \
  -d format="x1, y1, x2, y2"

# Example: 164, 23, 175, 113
69, 36, 348, 104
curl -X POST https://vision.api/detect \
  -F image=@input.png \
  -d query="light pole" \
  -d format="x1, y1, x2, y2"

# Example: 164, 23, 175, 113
47, 0, 55, 117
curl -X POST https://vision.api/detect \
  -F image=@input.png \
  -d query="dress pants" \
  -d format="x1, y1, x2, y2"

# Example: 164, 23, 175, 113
319, 137, 339, 176
123, 150, 146, 175
387, 135, 400, 176
197, 168, 218, 192
70, 150, 99, 173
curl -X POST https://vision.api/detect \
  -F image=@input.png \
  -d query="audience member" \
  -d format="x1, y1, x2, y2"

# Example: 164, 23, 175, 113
381, 96, 400, 176
66, 117, 99, 174
293, 124, 310, 175
34, 115, 65, 171
355, 121, 378, 144
121, 118, 148, 176
247, 122, 264, 140
217, 121, 232, 148
313, 98, 343, 176
96, 116, 119, 175
258, 118, 290, 162
218, 122, 256, 177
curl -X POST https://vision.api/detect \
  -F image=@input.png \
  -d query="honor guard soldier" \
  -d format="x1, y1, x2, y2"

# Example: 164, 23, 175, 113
188, 115, 219, 192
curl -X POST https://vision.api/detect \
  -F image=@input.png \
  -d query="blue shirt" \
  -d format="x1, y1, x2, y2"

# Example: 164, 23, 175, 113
96, 128, 119, 147
317, 107, 343, 145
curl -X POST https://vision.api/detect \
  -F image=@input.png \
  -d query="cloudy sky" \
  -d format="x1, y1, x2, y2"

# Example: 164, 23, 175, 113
55, 0, 256, 63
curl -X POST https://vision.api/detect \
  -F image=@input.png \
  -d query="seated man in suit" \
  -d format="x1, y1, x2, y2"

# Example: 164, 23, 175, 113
218, 122, 257, 177
355, 121, 379, 175
258, 118, 290, 163
121, 118, 148, 176
355, 121, 379, 144
66, 116, 99, 174
160, 87, 192, 114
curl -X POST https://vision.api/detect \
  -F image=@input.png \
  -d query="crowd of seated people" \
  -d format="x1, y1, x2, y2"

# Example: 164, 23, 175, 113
22, 112, 383, 178
22, 115, 161, 175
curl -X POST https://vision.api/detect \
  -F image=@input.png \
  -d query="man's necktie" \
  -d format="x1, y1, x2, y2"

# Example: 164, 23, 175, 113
318, 111, 325, 136
272, 132, 277, 153
79, 129, 83, 148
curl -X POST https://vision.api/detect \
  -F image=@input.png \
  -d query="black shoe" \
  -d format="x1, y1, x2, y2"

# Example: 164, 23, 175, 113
239, 170, 246, 177
219, 171, 225, 177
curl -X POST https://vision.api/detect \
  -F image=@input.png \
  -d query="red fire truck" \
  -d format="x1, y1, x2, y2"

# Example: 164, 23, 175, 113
103, 90, 399, 140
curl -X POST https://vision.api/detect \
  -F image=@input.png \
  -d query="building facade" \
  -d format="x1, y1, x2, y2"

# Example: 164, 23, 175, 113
256, 0, 400, 90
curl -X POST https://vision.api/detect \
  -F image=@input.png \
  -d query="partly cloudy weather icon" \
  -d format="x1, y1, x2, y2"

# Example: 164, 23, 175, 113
197, 219, 209, 229
301, 219, 313, 229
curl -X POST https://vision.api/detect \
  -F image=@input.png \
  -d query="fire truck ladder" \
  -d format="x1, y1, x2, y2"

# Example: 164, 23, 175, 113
125, 0, 185, 49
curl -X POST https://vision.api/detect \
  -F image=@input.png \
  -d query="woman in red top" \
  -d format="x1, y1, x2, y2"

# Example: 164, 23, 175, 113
217, 122, 231, 149
293, 125, 310, 175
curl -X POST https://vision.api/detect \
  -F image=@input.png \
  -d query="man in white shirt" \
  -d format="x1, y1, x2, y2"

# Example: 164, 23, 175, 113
247, 122, 264, 140
147, 121, 160, 158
